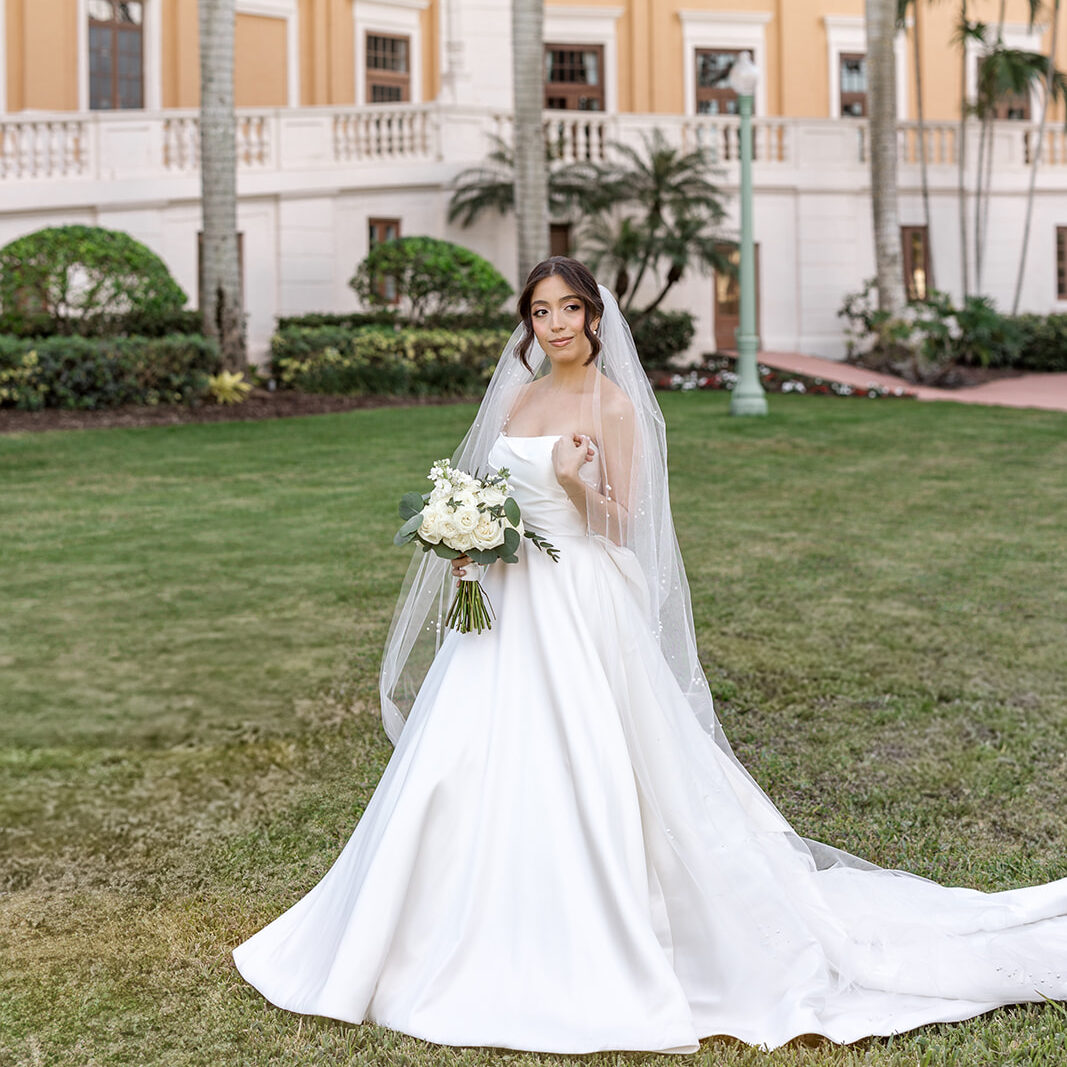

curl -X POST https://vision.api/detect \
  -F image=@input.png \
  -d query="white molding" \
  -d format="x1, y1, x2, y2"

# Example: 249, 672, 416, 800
77, 0, 164, 112
543, 5, 624, 114
823, 15, 907, 120
678, 10, 772, 117
354, 0, 429, 106
237, 0, 300, 107
965, 21, 1045, 118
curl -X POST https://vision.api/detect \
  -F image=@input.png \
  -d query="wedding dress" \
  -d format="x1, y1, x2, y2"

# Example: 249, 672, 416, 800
233, 284, 1067, 1053
233, 430, 1067, 1052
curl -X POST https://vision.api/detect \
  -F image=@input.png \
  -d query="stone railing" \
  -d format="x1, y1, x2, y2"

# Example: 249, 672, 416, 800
2, 105, 1064, 192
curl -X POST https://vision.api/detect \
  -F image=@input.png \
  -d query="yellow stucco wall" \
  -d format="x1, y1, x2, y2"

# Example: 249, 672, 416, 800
2, 0, 1065, 122
234, 14, 288, 108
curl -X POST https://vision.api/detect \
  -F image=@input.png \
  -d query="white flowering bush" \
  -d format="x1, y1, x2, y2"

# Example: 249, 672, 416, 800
394, 459, 558, 633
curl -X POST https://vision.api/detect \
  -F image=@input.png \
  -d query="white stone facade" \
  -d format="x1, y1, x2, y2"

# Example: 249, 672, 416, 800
1, 103, 1066, 362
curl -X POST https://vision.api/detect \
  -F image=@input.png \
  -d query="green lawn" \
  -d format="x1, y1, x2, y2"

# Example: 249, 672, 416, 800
2, 393, 1066, 1067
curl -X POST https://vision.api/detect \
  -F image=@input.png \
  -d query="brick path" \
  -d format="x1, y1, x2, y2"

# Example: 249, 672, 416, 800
759, 351, 1067, 413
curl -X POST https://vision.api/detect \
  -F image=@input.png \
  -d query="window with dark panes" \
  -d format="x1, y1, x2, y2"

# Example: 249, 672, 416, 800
89, 0, 144, 111
978, 56, 1031, 120
840, 53, 868, 117
369, 218, 401, 302
366, 34, 411, 103
549, 223, 572, 258
900, 225, 931, 301
1057, 227, 1067, 300
695, 49, 744, 115
544, 45, 604, 111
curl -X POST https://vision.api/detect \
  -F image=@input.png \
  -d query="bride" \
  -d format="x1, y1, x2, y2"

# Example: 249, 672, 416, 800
233, 256, 1067, 1054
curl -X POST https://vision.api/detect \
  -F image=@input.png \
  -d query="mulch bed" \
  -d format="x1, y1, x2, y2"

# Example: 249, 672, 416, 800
0, 390, 477, 435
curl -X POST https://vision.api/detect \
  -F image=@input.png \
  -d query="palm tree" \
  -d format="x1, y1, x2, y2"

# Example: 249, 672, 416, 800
578, 131, 732, 318
512, 0, 548, 283
1014, 0, 1064, 312
954, 3, 976, 298
199, 0, 245, 370
867, 0, 906, 317
447, 135, 604, 227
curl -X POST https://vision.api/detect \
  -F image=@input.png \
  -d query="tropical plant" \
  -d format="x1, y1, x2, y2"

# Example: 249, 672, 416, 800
867, 0, 906, 318
578, 130, 734, 320
512, 0, 548, 282
349, 237, 513, 325
199, 0, 246, 370
448, 135, 605, 227
0, 225, 187, 335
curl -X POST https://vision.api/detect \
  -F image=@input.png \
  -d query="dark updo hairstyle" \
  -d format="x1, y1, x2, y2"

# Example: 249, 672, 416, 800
515, 256, 604, 372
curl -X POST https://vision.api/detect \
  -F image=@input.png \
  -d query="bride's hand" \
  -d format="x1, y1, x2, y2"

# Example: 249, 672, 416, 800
552, 433, 595, 488
451, 554, 472, 579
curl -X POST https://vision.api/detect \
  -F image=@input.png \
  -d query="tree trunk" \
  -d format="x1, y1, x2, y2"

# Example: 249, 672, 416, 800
958, 1, 971, 298
912, 0, 935, 288
867, 0, 907, 317
1013, 0, 1061, 313
976, 2, 1006, 294
199, 0, 246, 371
512, 0, 549, 285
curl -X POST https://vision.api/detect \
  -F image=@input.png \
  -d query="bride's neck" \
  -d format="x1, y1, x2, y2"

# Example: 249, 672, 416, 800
545, 361, 596, 393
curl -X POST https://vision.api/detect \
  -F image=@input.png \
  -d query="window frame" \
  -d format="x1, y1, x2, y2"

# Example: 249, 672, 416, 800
365, 32, 411, 105
900, 224, 932, 302
88, 0, 145, 111
839, 52, 868, 118
368, 217, 402, 304
543, 43, 605, 112
694, 47, 744, 116
1056, 227, 1067, 302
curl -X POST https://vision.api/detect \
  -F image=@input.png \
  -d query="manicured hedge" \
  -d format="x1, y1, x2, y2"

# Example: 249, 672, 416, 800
276, 310, 518, 332
1012, 314, 1067, 373
271, 325, 514, 397
0, 309, 205, 340
0, 334, 221, 410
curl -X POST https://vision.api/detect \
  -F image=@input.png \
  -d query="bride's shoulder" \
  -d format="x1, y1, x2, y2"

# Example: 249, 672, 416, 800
596, 377, 636, 424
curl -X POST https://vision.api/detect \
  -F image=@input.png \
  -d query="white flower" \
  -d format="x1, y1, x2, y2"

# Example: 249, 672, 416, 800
452, 505, 480, 535
418, 500, 450, 544
481, 485, 507, 508
450, 529, 476, 552
471, 513, 505, 550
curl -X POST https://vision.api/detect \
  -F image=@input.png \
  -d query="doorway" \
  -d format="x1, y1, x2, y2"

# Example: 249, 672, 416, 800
713, 242, 760, 352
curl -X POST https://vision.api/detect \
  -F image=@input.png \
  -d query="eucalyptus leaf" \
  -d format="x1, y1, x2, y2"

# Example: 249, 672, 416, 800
466, 549, 498, 565
397, 512, 423, 538
398, 492, 425, 520
431, 542, 463, 560
504, 497, 521, 526
503, 527, 520, 553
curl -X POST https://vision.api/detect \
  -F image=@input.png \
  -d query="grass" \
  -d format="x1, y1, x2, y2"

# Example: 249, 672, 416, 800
1, 392, 1066, 1067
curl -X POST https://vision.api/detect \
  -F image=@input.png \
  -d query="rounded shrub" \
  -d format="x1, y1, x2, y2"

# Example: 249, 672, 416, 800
629, 309, 697, 369
349, 237, 512, 326
0, 224, 187, 336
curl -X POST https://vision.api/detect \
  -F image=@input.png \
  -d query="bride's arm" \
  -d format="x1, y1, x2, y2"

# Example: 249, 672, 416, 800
553, 403, 636, 545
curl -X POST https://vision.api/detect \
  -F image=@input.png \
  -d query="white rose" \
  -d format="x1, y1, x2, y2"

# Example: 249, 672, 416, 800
418, 501, 449, 544
450, 529, 476, 553
452, 505, 480, 534
481, 486, 506, 508
471, 513, 505, 551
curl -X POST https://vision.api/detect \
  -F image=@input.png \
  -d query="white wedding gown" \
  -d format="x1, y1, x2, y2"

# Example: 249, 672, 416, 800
234, 433, 1067, 1053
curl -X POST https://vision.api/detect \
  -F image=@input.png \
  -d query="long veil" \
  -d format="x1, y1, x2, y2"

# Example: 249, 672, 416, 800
377, 284, 871, 873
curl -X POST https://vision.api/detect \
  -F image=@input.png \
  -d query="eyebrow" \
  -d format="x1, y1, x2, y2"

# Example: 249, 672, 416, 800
531, 294, 582, 307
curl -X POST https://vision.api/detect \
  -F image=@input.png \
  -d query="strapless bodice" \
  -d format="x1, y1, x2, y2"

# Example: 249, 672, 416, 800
487, 434, 594, 539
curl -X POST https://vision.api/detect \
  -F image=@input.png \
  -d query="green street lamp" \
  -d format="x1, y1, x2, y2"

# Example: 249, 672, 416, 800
727, 50, 768, 417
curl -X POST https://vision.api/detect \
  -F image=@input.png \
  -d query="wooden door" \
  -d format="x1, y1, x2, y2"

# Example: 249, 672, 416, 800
713, 243, 760, 352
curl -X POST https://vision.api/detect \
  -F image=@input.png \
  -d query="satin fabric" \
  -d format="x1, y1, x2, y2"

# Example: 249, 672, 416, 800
233, 434, 1067, 1053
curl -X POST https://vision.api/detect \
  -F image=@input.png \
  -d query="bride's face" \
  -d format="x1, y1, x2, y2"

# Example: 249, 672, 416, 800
529, 274, 598, 365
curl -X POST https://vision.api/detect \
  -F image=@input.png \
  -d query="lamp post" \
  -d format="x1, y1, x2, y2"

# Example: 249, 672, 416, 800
727, 51, 767, 416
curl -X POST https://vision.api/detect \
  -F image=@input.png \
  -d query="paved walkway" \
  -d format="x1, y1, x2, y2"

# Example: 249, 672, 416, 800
759, 350, 1067, 413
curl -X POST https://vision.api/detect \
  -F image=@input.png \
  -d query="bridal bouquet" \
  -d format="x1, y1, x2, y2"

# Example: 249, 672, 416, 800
394, 459, 559, 634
